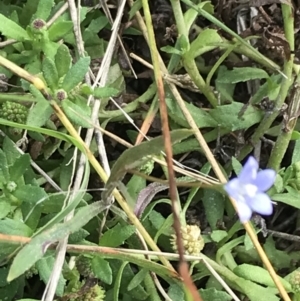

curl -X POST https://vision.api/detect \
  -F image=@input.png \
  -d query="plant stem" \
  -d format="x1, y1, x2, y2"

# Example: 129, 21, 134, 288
170, 0, 218, 107
238, 4, 295, 166
267, 3, 296, 170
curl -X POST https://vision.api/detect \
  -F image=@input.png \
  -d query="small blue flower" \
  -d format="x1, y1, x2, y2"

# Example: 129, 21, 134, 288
225, 156, 276, 223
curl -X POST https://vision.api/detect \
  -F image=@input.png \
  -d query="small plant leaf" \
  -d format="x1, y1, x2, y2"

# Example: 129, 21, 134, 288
92, 256, 113, 284
99, 223, 136, 247
186, 28, 222, 58
36, 256, 65, 296
61, 99, 92, 128
0, 14, 29, 40
234, 264, 291, 291
202, 189, 225, 230
0, 149, 10, 185
13, 184, 48, 204
93, 86, 120, 98
209, 102, 263, 131
55, 44, 72, 79
9, 153, 31, 182
27, 86, 53, 127
33, 0, 54, 21
217, 67, 269, 84
62, 56, 91, 92
127, 268, 148, 291
7, 201, 107, 281
42, 57, 58, 90
48, 21, 73, 41
102, 129, 193, 200
199, 288, 232, 301
166, 98, 217, 128
0, 218, 33, 237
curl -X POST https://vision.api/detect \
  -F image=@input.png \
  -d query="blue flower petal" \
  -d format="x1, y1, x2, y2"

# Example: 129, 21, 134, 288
224, 178, 241, 199
252, 169, 276, 192
236, 201, 253, 223
238, 156, 258, 183
247, 193, 273, 216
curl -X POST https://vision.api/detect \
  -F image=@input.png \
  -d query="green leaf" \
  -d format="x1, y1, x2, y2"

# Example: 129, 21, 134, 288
3, 136, 21, 166
127, 268, 148, 291
55, 44, 72, 79
62, 56, 91, 92
27, 85, 53, 127
234, 264, 292, 292
129, 0, 142, 19
34, 0, 54, 20
48, 21, 73, 41
202, 189, 224, 230
209, 102, 263, 131
199, 288, 232, 301
92, 256, 113, 284
0, 149, 10, 185
93, 86, 120, 98
0, 14, 29, 40
87, 16, 109, 33
113, 261, 128, 301
0, 201, 11, 219
99, 224, 135, 247
13, 184, 48, 204
61, 99, 92, 128
0, 218, 33, 236
187, 29, 222, 58
103, 129, 193, 199
166, 98, 217, 128
216, 67, 269, 84
9, 153, 31, 182
160, 46, 182, 55
231, 156, 243, 176
7, 201, 107, 281
42, 57, 58, 90
292, 139, 300, 163
210, 230, 227, 243
272, 186, 300, 209
36, 256, 65, 296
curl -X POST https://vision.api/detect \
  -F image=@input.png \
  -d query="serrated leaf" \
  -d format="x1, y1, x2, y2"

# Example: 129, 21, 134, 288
48, 21, 73, 41
36, 256, 65, 296
27, 86, 53, 127
92, 256, 113, 284
7, 201, 107, 281
61, 99, 92, 128
187, 28, 222, 58
9, 153, 31, 182
209, 102, 263, 131
93, 86, 120, 98
217, 67, 269, 84
102, 129, 193, 199
100, 224, 135, 247
34, 0, 54, 21
0, 218, 33, 237
55, 44, 72, 79
0, 14, 29, 40
42, 57, 58, 90
62, 56, 91, 92
166, 98, 217, 128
